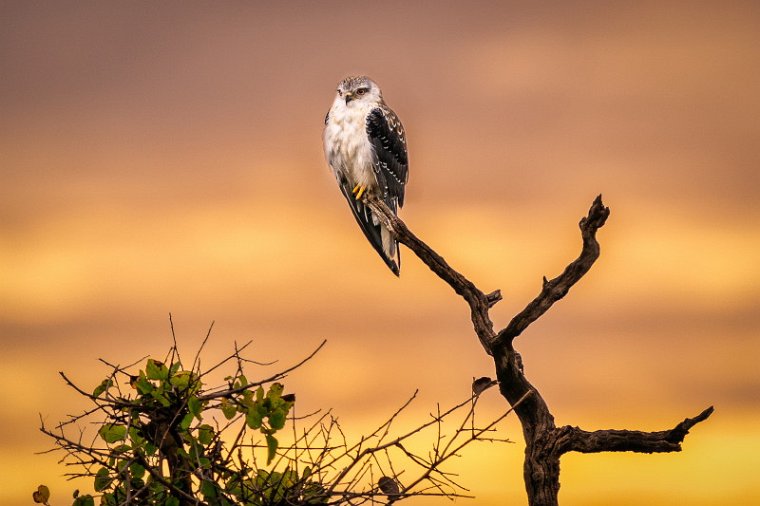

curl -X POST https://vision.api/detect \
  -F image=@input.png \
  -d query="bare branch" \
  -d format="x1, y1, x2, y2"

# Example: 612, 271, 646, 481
558, 406, 715, 454
366, 197, 497, 353
495, 194, 610, 345
192, 319, 215, 372
197, 339, 326, 401
368, 193, 710, 506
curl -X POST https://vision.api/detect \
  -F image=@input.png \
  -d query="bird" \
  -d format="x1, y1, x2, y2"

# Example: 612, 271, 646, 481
323, 76, 409, 276
471, 376, 495, 395
377, 476, 401, 497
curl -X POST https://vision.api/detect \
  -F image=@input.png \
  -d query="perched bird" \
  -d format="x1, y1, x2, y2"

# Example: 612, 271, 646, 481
471, 376, 495, 395
377, 476, 401, 497
323, 76, 409, 275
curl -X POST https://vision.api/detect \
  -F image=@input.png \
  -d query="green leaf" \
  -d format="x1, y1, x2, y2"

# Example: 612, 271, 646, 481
144, 440, 157, 456
241, 389, 254, 407
165, 497, 180, 506
146, 359, 167, 380
234, 374, 248, 389
198, 424, 214, 445
94, 467, 112, 492
265, 434, 278, 464
179, 412, 194, 431
200, 480, 218, 499
135, 373, 153, 395
170, 370, 194, 391
188, 396, 203, 421
73, 495, 95, 506
128, 427, 145, 446
92, 378, 113, 398
129, 463, 146, 479
112, 443, 131, 455
269, 408, 287, 430
100, 493, 116, 506
279, 468, 297, 488
150, 390, 171, 407
246, 405, 264, 429
98, 424, 127, 444
220, 398, 237, 420
176, 447, 190, 461
267, 382, 284, 400
130, 477, 145, 490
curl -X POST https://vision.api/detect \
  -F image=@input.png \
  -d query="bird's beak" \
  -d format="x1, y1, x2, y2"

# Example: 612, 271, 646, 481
344, 93, 354, 105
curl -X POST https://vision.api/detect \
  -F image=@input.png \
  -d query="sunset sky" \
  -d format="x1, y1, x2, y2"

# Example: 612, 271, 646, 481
1, 1, 759, 504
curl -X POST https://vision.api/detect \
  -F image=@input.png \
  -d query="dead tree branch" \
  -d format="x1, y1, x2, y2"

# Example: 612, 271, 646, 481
367, 194, 713, 506
365, 198, 498, 353
495, 195, 610, 345
557, 406, 715, 454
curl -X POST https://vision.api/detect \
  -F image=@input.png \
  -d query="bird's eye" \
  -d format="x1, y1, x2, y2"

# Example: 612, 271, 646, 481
356, 88, 368, 95
337, 89, 342, 96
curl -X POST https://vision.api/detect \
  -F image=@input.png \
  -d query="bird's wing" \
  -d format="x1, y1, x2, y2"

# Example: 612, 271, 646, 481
337, 175, 400, 275
366, 107, 409, 208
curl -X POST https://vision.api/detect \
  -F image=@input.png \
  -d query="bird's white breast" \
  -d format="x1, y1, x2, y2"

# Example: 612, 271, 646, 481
323, 99, 377, 190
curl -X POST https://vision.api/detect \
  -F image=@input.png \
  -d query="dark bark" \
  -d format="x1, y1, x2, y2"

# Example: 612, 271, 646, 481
146, 410, 195, 505
366, 195, 712, 506
367, 198, 498, 353
556, 406, 715, 454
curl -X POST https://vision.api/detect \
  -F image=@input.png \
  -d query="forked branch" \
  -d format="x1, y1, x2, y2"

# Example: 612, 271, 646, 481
367, 195, 610, 354
367, 193, 712, 506
495, 195, 609, 345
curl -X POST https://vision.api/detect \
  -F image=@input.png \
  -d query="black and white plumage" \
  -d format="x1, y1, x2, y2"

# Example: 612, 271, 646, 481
322, 76, 409, 275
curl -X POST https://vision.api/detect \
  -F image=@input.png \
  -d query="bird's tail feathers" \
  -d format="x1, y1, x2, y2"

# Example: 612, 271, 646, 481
339, 182, 400, 276
381, 225, 400, 275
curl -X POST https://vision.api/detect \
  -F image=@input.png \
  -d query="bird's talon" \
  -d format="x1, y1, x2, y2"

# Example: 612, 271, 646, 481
352, 184, 361, 194
354, 186, 366, 200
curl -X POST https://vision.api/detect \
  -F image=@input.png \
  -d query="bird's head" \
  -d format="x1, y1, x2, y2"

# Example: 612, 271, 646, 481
335, 75, 382, 107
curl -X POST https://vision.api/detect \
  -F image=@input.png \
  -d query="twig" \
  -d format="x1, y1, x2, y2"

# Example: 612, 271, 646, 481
197, 339, 326, 401
495, 195, 610, 345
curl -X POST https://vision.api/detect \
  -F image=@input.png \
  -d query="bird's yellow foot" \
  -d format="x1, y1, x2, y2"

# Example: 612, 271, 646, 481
352, 184, 367, 200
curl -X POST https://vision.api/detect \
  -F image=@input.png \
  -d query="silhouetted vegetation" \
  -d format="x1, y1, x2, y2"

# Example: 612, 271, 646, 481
39, 325, 516, 505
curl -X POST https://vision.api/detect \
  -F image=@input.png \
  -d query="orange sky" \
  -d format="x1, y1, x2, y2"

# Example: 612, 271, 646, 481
1, 1, 759, 504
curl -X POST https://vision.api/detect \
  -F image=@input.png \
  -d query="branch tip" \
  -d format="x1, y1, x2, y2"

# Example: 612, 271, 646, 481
668, 405, 714, 442
581, 195, 610, 232
486, 290, 502, 308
